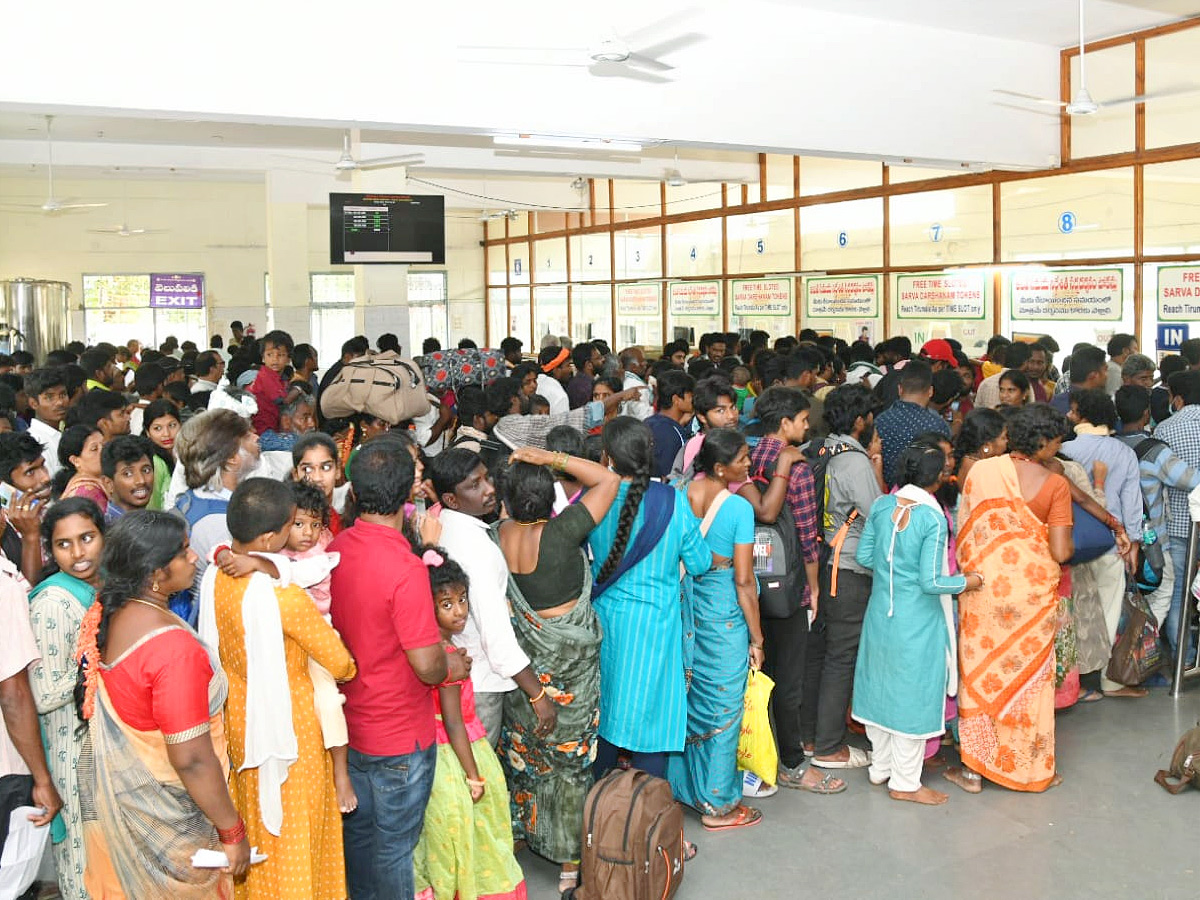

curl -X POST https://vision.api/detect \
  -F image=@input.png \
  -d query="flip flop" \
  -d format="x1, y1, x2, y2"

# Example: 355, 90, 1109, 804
811, 746, 872, 769
683, 841, 698, 861
702, 805, 763, 832
796, 771, 847, 794
1103, 686, 1149, 698
1078, 689, 1104, 703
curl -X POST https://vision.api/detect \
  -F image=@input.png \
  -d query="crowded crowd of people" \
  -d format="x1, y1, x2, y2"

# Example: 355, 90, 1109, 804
0, 321, 1198, 899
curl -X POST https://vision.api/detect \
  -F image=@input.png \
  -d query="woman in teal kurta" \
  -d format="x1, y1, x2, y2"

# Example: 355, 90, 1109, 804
851, 445, 981, 806
27, 498, 106, 900
667, 429, 765, 831
587, 418, 711, 770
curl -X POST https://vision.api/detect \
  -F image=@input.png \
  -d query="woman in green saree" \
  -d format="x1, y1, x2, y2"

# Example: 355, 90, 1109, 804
493, 445, 620, 897
28, 498, 106, 900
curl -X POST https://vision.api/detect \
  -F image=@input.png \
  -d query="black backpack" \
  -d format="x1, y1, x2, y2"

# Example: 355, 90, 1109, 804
748, 469, 806, 620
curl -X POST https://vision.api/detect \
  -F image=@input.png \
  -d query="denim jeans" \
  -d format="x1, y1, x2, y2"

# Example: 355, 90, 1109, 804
1166, 535, 1191, 655
344, 744, 437, 900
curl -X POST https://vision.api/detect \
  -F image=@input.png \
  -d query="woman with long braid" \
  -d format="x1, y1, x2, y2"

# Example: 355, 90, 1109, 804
587, 417, 711, 780
75, 510, 249, 898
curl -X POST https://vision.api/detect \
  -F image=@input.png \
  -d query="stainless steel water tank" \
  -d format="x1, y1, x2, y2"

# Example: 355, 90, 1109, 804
0, 278, 71, 361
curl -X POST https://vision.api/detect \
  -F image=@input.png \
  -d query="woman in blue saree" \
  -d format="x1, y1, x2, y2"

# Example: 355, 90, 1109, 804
667, 428, 765, 831
27, 498, 106, 900
587, 417, 711, 778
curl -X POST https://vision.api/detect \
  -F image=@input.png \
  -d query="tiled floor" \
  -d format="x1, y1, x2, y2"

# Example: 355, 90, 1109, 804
518, 685, 1200, 900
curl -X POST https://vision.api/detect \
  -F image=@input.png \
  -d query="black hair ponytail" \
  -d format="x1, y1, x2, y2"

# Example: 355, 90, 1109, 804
596, 417, 654, 584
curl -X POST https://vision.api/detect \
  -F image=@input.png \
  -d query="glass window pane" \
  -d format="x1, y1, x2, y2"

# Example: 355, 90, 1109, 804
509, 238, 531, 286
534, 286, 568, 346
1146, 27, 1200, 149
82, 274, 150, 309
614, 283, 662, 350
593, 180, 612, 227
890, 186, 992, 267
572, 285, 612, 346
533, 211, 567, 234
310, 273, 355, 305
728, 211, 795, 275
800, 157, 881, 196
765, 154, 796, 201
534, 237, 567, 284
408, 272, 448, 354
84, 308, 150, 346
508, 211, 529, 238
731, 277, 794, 341
664, 182, 724, 215
612, 181, 661, 224
666, 219, 722, 279
310, 306, 356, 371
1145, 262, 1200, 359
800, 198, 884, 270
153, 309, 206, 349
572, 232, 612, 281
1000, 169, 1134, 262
886, 164, 970, 185
487, 244, 507, 286
614, 226, 662, 280
509, 287, 532, 349
1069, 43, 1135, 159
488, 288, 508, 346
1144, 158, 1200, 256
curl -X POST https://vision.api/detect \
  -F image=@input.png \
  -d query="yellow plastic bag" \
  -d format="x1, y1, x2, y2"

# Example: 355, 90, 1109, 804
736, 669, 778, 785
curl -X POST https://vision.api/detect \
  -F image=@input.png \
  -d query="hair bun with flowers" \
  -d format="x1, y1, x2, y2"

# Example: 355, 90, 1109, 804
422, 549, 444, 568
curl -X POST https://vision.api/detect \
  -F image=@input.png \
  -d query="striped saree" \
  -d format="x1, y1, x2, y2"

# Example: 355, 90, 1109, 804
956, 456, 1060, 793
79, 628, 233, 899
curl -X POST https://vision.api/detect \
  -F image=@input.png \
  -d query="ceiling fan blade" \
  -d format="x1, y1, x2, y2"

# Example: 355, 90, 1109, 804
458, 46, 589, 67
993, 101, 1064, 119
624, 52, 674, 73
622, 7, 700, 48
57, 202, 109, 210
588, 61, 672, 83
630, 32, 705, 65
993, 89, 1068, 107
1100, 86, 1200, 108
355, 154, 425, 169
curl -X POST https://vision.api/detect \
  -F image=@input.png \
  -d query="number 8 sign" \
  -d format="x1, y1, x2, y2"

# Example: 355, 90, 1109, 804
1058, 211, 1076, 235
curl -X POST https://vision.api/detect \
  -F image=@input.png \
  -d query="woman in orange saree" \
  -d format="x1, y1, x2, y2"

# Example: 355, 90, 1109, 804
954, 405, 1074, 793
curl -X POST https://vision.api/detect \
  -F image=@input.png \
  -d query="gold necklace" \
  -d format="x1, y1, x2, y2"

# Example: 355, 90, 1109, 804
127, 596, 170, 613
515, 519, 548, 526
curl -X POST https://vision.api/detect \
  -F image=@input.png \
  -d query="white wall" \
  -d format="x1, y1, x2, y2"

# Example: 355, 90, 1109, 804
0, 173, 485, 347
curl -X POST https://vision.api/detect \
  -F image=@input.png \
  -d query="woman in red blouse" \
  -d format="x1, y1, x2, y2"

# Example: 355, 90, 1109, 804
76, 510, 250, 898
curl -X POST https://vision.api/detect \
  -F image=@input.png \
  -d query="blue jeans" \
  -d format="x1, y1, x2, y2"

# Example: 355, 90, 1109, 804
1166, 536, 1191, 654
344, 744, 436, 900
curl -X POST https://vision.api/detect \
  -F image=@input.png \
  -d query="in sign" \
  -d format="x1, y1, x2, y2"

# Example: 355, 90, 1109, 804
1058, 211, 1076, 234
1158, 322, 1190, 352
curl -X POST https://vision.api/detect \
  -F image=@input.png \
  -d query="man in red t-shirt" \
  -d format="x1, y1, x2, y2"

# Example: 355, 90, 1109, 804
329, 440, 470, 900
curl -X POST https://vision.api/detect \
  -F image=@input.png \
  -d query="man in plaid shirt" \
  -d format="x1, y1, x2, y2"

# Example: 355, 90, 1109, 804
747, 387, 843, 795
1153, 371, 1200, 651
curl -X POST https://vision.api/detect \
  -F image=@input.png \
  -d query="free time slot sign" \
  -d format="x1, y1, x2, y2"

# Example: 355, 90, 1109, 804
150, 274, 205, 309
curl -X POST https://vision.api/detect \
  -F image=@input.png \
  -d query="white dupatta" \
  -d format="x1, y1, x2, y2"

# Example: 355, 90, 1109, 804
893, 484, 958, 697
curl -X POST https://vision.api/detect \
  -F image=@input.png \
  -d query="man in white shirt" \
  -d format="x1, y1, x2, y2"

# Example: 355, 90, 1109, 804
24, 368, 70, 479
0, 557, 62, 848
534, 346, 573, 416
191, 350, 226, 399
429, 448, 558, 747
619, 347, 655, 420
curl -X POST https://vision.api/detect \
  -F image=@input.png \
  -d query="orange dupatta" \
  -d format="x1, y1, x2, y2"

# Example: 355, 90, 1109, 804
955, 456, 1060, 792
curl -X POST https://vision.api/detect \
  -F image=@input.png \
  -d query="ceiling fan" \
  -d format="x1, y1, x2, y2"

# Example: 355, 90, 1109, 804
995, 0, 1198, 115
459, 11, 705, 84
479, 210, 520, 222
663, 149, 686, 187
88, 223, 168, 237
328, 131, 423, 172
1, 116, 109, 213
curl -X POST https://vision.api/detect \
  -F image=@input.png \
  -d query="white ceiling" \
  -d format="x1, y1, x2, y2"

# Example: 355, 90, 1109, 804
783, 0, 1191, 46
0, 0, 1195, 190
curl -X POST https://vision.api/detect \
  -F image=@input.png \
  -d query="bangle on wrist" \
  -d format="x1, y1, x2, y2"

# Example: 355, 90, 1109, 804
750, 642, 763, 649
217, 818, 246, 845
213, 543, 232, 561
465, 776, 486, 787
529, 687, 547, 704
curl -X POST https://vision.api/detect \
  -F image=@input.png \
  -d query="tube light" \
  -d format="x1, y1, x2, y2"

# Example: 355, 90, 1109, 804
493, 134, 643, 152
